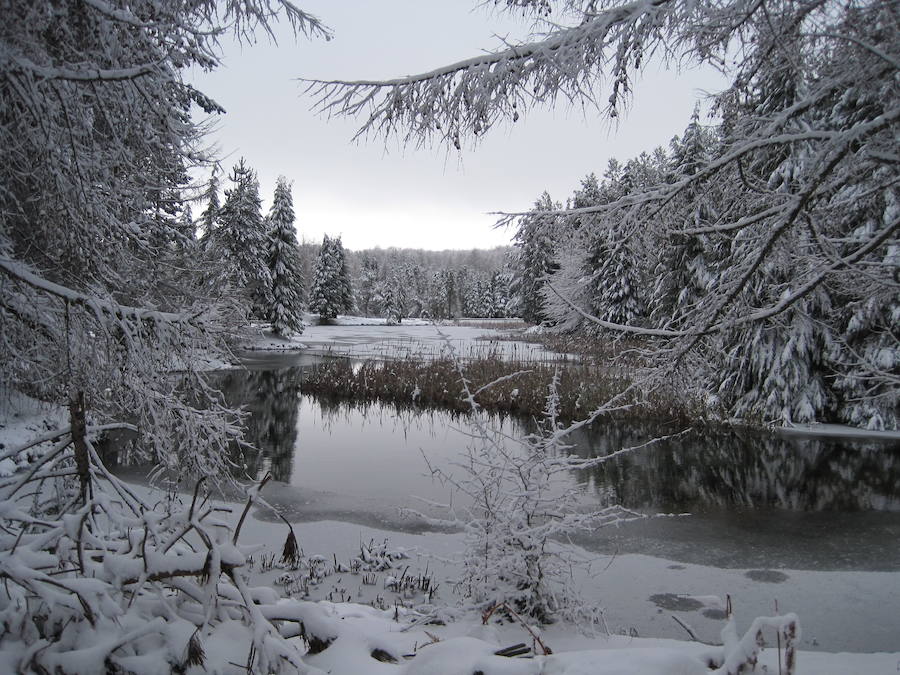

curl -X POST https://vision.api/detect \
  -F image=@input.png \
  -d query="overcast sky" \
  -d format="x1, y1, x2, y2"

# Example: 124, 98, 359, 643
192, 1, 727, 251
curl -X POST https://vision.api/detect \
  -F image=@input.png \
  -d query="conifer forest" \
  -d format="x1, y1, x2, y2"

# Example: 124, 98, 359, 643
0, 1, 897, 673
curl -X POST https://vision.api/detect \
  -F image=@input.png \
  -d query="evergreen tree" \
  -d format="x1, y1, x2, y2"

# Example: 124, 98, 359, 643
176, 204, 196, 247
357, 254, 381, 316
584, 228, 644, 329
710, 10, 838, 425
381, 272, 404, 325
464, 275, 490, 318
266, 176, 305, 336
511, 191, 561, 324
438, 269, 455, 318
332, 235, 355, 314
308, 235, 354, 321
489, 270, 510, 318
209, 158, 272, 319
198, 169, 220, 247
455, 266, 473, 316
651, 106, 719, 329
835, 290, 899, 430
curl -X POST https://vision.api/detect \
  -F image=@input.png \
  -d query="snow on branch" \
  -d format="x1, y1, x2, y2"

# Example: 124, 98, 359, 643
10, 55, 160, 82
0, 256, 206, 326
0, 459, 337, 673
303, 0, 681, 147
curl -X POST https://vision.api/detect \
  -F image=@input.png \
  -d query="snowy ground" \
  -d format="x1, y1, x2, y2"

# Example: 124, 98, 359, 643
2, 395, 898, 673
158, 481, 900, 673
239, 315, 570, 362
0, 390, 67, 477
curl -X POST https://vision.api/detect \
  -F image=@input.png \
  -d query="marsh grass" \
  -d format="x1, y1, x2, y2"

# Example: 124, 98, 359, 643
302, 355, 690, 423
483, 330, 650, 366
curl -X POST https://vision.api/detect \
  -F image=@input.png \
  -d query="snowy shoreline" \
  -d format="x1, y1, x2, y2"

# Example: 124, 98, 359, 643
237, 318, 900, 441
2, 391, 899, 671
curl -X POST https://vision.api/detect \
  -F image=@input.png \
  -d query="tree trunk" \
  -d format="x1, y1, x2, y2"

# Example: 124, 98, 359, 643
69, 391, 91, 503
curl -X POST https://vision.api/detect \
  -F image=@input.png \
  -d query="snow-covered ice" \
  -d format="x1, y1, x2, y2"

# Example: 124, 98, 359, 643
238, 315, 570, 362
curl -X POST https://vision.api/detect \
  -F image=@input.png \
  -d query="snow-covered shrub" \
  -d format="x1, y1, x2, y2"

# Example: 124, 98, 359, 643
0, 428, 337, 674
412, 347, 646, 626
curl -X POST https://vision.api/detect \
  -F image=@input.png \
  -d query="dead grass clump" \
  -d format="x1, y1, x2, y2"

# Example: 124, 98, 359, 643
488, 331, 649, 365
301, 356, 686, 422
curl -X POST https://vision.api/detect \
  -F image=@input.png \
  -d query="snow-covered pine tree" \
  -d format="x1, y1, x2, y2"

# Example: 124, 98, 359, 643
572, 167, 646, 330
401, 263, 425, 317
511, 191, 561, 325
489, 270, 511, 318
266, 176, 305, 336
357, 254, 381, 316
381, 272, 404, 324
584, 227, 644, 329
308, 235, 354, 321
715, 238, 839, 425
332, 235, 355, 314
198, 169, 221, 247
308, 235, 338, 320
209, 158, 273, 320
464, 274, 491, 317
540, 172, 611, 332
710, 10, 838, 425
477, 275, 495, 318
835, 290, 899, 430
438, 268, 456, 318
823, 5, 900, 429
541, 246, 591, 332
650, 105, 720, 330
176, 204, 196, 246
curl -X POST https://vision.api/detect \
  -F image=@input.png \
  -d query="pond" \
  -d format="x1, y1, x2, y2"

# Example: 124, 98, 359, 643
170, 355, 900, 573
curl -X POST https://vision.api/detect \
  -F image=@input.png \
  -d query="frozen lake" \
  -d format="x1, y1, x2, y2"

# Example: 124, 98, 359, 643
108, 353, 900, 651
175, 355, 900, 571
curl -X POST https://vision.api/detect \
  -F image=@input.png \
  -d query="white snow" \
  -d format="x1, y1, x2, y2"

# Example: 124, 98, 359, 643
114, 476, 897, 674
236, 315, 570, 362
2, 360, 897, 674
298, 321, 564, 362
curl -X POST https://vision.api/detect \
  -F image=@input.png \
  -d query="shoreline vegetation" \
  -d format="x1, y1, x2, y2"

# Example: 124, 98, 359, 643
301, 349, 697, 425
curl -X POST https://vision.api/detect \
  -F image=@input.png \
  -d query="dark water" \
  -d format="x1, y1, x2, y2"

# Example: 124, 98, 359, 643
113, 356, 900, 571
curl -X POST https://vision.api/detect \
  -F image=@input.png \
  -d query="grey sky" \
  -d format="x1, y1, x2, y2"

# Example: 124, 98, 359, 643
193, 1, 726, 250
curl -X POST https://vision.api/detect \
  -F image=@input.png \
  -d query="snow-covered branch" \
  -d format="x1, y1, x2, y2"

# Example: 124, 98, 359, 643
303, 0, 683, 147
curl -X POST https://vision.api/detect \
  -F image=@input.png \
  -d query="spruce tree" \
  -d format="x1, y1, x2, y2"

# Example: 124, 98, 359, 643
266, 176, 305, 336
651, 106, 719, 330
512, 191, 561, 324
198, 169, 220, 248
357, 255, 381, 316
490, 271, 509, 318
332, 235, 355, 314
308, 235, 354, 321
711, 12, 837, 425
381, 272, 404, 325
438, 269, 455, 318
584, 229, 644, 329
209, 158, 272, 319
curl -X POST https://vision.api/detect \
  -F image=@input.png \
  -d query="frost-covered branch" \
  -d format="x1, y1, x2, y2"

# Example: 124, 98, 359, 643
304, 0, 693, 147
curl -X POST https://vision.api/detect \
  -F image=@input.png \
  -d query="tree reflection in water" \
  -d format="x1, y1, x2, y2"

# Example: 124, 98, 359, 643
140, 364, 899, 517
215, 367, 302, 483
568, 422, 900, 512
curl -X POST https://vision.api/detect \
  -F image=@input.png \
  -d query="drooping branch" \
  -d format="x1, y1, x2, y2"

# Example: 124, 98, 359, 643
302, 0, 680, 147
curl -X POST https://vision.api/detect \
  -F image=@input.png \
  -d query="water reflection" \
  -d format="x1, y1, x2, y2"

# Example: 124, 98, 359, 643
568, 423, 900, 513
215, 367, 301, 482
213, 365, 900, 515
107, 361, 900, 570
